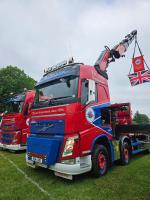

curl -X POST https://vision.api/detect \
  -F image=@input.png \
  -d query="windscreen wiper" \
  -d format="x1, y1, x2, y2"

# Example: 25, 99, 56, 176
48, 96, 73, 105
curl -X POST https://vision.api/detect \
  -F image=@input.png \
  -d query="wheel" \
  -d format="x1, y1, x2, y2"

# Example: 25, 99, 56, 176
120, 142, 130, 165
91, 145, 109, 177
145, 148, 150, 154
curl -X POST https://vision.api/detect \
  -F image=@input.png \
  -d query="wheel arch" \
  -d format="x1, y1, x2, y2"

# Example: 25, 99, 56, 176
92, 134, 114, 166
120, 136, 132, 156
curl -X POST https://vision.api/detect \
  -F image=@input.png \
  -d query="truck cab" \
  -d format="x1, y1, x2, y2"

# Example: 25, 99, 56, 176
26, 62, 114, 178
0, 90, 35, 151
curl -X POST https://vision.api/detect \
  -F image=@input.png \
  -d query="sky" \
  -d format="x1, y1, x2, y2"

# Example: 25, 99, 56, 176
0, 0, 150, 117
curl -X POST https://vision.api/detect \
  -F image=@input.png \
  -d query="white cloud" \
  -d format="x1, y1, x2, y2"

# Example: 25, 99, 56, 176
0, 0, 150, 116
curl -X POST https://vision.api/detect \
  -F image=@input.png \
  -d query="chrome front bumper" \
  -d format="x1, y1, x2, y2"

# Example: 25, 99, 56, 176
26, 155, 92, 179
0, 143, 26, 151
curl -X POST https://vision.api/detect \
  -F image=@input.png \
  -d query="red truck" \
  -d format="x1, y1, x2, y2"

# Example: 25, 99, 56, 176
26, 30, 150, 180
0, 90, 35, 151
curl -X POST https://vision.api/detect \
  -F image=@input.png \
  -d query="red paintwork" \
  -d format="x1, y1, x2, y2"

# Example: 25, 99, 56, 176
0, 90, 35, 148
111, 102, 132, 125
76, 65, 111, 158
124, 148, 129, 161
132, 56, 145, 73
98, 152, 106, 170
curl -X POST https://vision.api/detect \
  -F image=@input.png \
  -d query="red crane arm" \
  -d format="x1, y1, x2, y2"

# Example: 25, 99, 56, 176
94, 30, 137, 79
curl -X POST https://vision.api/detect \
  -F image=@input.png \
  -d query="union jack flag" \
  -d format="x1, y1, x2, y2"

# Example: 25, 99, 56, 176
128, 69, 150, 86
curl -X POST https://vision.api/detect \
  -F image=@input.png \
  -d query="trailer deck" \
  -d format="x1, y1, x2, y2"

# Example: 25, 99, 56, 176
115, 124, 150, 135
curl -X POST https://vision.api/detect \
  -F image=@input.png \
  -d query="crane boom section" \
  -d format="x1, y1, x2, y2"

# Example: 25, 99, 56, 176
94, 30, 137, 79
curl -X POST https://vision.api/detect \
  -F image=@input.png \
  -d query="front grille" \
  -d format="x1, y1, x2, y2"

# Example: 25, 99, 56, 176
2, 133, 14, 144
2, 133, 14, 138
2, 139, 12, 144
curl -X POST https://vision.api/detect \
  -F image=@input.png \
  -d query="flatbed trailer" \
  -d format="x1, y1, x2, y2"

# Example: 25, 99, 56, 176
115, 124, 150, 135
114, 124, 150, 157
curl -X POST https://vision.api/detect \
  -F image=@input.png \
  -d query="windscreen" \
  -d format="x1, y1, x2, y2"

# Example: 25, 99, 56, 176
34, 76, 78, 107
5, 94, 25, 113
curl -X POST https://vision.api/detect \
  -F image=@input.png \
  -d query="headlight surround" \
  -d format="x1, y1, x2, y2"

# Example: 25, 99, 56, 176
12, 131, 21, 144
62, 138, 75, 157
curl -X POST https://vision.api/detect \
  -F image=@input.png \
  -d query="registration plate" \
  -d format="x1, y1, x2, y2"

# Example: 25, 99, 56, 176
31, 157, 42, 163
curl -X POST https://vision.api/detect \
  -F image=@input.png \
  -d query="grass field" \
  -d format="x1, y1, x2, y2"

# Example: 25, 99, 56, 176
0, 150, 150, 200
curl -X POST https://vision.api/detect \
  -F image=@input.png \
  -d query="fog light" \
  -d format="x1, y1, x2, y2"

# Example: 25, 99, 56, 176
61, 159, 76, 165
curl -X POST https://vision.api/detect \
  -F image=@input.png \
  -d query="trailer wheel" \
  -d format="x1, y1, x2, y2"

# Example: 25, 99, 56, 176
91, 145, 109, 177
145, 148, 150, 154
120, 142, 130, 165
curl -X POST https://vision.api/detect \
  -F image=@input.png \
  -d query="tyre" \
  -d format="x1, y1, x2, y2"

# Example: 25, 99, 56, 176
91, 144, 109, 177
120, 142, 130, 165
145, 148, 150, 154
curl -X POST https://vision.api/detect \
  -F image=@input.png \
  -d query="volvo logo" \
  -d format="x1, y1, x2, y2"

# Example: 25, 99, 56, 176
39, 124, 54, 132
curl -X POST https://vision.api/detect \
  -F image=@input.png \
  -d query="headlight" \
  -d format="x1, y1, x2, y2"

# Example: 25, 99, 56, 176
12, 139, 18, 143
62, 138, 75, 157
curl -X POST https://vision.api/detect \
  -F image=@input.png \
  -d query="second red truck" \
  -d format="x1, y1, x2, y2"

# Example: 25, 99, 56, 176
0, 90, 35, 150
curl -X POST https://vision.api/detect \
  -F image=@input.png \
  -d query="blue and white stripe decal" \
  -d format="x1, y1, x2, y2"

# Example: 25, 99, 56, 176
85, 102, 112, 136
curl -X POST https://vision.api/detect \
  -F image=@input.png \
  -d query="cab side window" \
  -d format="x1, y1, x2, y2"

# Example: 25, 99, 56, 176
101, 109, 111, 125
95, 83, 98, 102
81, 80, 98, 105
81, 80, 88, 105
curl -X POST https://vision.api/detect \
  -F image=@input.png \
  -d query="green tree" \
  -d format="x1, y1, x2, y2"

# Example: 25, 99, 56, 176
133, 111, 150, 124
0, 66, 36, 112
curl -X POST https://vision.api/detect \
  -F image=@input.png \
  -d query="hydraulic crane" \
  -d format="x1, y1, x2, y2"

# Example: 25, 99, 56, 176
94, 30, 137, 79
